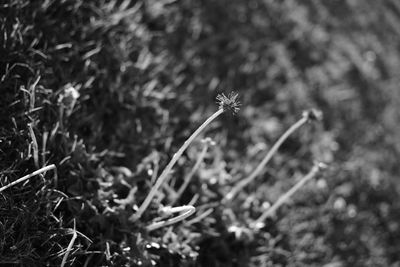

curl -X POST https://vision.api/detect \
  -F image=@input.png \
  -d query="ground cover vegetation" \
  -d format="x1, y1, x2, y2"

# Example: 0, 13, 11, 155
2, 0, 400, 266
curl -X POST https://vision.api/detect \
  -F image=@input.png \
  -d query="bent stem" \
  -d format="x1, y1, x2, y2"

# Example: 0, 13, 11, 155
254, 162, 325, 224
225, 110, 321, 201
146, 205, 196, 232
130, 109, 224, 222
0, 164, 56, 193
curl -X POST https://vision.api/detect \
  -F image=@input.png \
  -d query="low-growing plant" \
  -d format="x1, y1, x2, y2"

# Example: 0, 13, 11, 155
130, 92, 240, 223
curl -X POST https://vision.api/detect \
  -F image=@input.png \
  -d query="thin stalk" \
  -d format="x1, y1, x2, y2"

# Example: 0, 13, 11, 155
185, 208, 214, 225
170, 144, 209, 206
146, 205, 196, 232
28, 123, 39, 168
225, 116, 309, 201
0, 164, 56, 193
61, 220, 78, 267
130, 109, 224, 222
188, 193, 200, 206
254, 162, 324, 224
162, 182, 177, 201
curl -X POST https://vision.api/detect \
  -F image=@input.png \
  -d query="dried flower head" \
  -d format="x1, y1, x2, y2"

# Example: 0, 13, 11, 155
216, 92, 241, 115
302, 108, 323, 122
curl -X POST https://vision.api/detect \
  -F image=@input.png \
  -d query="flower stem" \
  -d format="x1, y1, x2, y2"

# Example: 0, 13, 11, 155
170, 143, 209, 206
254, 162, 324, 224
225, 116, 309, 201
130, 108, 224, 222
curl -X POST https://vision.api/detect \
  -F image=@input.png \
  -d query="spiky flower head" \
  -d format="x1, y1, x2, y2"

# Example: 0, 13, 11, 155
216, 92, 241, 115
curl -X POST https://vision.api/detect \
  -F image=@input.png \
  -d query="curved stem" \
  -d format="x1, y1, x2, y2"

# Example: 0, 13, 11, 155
225, 116, 308, 201
131, 109, 224, 222
254, 162, 322, 224
146, 205, 196, 232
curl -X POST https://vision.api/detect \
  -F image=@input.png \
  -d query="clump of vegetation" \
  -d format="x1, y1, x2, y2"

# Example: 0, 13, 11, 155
2, 0, 400, 266
131, 92, 240, 223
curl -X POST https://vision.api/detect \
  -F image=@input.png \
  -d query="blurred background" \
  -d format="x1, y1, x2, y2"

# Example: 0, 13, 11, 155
2, 0, 400, 266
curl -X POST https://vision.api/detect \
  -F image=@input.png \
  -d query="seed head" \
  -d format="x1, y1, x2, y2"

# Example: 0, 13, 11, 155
302, 108, 323, 122
216, 92, 241, 115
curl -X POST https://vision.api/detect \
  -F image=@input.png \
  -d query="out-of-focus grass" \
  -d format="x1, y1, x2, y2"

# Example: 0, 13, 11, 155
1, 0, 400, 266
